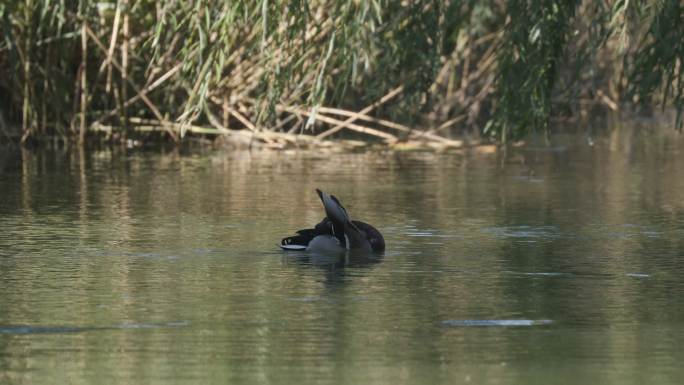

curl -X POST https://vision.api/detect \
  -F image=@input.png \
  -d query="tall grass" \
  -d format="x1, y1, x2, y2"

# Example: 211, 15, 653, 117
0, 0, 682, 146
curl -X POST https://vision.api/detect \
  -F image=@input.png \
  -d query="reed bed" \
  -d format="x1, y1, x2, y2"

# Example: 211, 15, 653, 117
0, 1, 682, 148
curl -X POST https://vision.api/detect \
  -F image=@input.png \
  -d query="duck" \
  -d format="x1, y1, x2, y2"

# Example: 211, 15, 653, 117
280, 189, 385, 253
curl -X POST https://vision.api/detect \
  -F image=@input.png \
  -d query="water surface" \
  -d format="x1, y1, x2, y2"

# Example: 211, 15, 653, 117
1, 130, 683, 384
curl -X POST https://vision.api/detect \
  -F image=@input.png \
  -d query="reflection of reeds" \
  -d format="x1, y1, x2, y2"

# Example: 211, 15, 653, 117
0, 1, 682, 147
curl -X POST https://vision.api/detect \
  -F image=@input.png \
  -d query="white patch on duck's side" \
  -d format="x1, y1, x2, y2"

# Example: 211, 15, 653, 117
344, 234, 350, 250
307, 235, 345, 253
280, 244, 307, 250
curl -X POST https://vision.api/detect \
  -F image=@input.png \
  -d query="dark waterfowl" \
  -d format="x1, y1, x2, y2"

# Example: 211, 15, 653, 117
280, 189, 385, 253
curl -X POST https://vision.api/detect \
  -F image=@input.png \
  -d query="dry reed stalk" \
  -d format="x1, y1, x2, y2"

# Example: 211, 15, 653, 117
277, 105, 398, 142
316, 86, 404, 139
272, 114, 298, 131
121, 0, 129, 135
204, 108, 231, 134
21, 0, 32, 144
316, 106, 412, 133
430, 49, 458, 99
429, 30, 501, 125
286, 116, 305, 134
41, 45, 50, 136
460, 41, 472, 105
85, 25, 178, 141
79, 21, 89, 145
102, 0, 122, 93
93, 62, 183, 125
596, 89, 619, 111
222, 96, 230, 128
226, 106, 256, 132
317, 106, 463, 146
435, 115, 467, 132
92, 118, 367, 150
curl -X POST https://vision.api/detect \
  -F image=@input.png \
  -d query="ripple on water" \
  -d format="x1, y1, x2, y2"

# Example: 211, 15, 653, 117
385, 223, 462, 237
0, 321, 189, 334
286, 296, 334, 303
481, 225, 560, 241
626, 273, 650, 278
599, 224, 663, 239
505, 271, 571, 277
441, 319, 553, 327
512, 175, 545, 183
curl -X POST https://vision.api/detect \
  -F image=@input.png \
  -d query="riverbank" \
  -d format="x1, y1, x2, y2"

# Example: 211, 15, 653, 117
3, 109, 678, 156
0, 115, 487, 152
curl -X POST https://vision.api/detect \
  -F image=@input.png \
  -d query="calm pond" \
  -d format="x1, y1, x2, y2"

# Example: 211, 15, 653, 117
1, 129, 683, 384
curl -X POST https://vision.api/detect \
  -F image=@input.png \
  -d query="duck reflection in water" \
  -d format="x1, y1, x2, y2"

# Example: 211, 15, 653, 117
283, 249, 384, 270
282, 250, 384, 289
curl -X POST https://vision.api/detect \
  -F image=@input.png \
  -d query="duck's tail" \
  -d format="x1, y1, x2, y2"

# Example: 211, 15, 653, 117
316, 189, 369, 251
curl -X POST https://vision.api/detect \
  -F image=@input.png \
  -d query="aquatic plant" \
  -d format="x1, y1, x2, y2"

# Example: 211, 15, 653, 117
0, 0, 682, 147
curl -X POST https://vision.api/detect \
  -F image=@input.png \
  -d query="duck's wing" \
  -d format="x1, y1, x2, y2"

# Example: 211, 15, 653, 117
316, 189, 370, 251
280, 228, 316, 250
280, 218, 338, 250
352, 221, 385, 252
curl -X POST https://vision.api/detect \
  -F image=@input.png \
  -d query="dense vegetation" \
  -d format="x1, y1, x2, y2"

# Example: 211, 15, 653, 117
0, 0, 682, 147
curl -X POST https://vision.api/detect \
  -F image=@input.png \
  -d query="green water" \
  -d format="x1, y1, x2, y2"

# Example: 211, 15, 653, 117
1, 131, 683, 384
